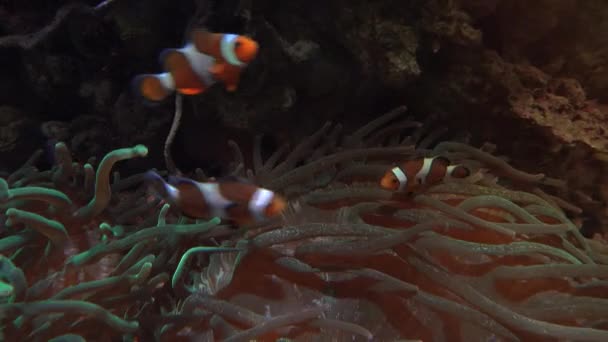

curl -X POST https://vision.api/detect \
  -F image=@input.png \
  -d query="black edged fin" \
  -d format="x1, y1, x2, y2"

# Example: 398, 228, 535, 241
167, 175, 201, 193
224, 202, 239, 210
130, 74, 146, 99
143, 170, 166, 185
448, 164, 472, 179
190, 28, 214, 55
180, 212, 201, 220
434, 155, 451, 165
168, 175, 199, 186
227, 221, 241, 230
143, 170, 170, 198
459, 165, 472, 177
131, 74, 172, 103
158, 48, 179, 70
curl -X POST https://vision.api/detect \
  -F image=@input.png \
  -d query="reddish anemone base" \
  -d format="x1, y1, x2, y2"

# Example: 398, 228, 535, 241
178, 178, 608, 341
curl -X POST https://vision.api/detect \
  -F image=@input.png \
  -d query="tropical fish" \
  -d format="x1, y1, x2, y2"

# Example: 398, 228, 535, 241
380, 156, 470, 193
144, 171, 286, 226
132, 29, 259, 102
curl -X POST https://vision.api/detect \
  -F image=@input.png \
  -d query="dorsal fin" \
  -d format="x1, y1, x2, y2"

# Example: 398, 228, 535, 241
167, 175, 203, 192
450, 165, 471, 178
143, 170, 175, 201
433, 155, 451, 165
143, 170, 168, 193
144, 170, 164, 183
191, 28, 219, 56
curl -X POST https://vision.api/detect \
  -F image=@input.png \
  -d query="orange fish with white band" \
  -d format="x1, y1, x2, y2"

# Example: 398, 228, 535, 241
145, 171, 286, 226
380, 156, 470, 193
132, 29, 259, 102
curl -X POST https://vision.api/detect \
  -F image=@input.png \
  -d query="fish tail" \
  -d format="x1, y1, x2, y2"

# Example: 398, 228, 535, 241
43, 138, 58, 167
143, 170, 180, 204
131, 73, 175, 102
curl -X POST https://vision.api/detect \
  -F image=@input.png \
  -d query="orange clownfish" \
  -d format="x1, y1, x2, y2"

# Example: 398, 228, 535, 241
144, 171, 286, 226
132, 29, 259, 102
380, 156, 470, 193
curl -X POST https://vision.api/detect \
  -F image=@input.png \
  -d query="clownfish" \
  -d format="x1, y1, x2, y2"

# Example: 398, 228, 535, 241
132, 29, 259, 102
380, 156, 470, 193
144, 171, 286, 226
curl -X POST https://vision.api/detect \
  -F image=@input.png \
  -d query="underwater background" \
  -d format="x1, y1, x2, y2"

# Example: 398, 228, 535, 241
1, 0, 608, 341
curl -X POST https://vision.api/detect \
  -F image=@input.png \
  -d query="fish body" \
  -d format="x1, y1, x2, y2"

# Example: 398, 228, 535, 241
380, 156, 470, 193
145, 171, 285, 226
191, 29, 257, 91
132, 30, 259, 102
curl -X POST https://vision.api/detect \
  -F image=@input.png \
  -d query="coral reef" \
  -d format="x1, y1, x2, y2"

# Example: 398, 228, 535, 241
1, 1, 608, 339
415, 47, 608, 236
2, 108, 608, 341
461, 0, 608, 102
2, 0, 607, 237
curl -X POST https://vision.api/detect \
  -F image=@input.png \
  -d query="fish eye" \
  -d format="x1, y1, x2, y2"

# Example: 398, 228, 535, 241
392, 179, 398, 183
234, 41, 242, 49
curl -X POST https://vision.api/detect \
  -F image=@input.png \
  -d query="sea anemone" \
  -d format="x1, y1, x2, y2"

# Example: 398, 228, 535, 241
1, 106, 608, 341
